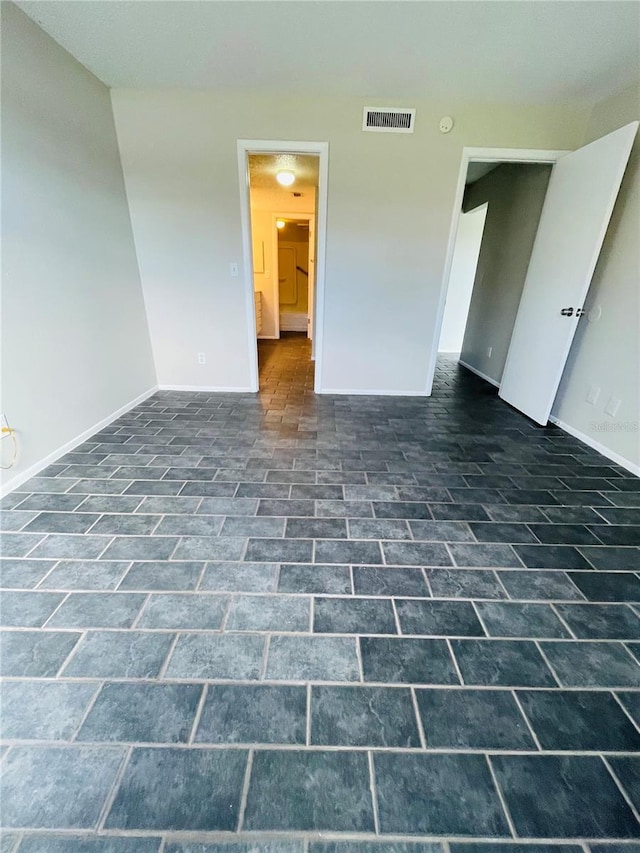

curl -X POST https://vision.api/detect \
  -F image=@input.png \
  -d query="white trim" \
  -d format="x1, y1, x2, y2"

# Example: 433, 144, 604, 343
320, 387, 426, 397
425, 145, 571, 397
549, 415, 640, 477
236, 139, 329, 393
458, 358, 500, 388
0, 386, 158, 497
158, 385, 254, 393
236, 143, 260, 393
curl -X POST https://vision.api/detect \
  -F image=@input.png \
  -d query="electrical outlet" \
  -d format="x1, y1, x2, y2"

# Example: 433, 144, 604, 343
230, 263, 239, 277
197, 352, 206, 365
586, 385, 600, 405
604, 396, 621, 417
486, 347, 492, 359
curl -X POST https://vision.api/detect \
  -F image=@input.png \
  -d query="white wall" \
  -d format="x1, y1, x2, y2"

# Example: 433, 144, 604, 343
250, 186, 315, 339
460, 164, 553, 384
552, 82, 640, 472
0, 3, 156, 492
438, 204, 487, 353
111, 90, 588, 394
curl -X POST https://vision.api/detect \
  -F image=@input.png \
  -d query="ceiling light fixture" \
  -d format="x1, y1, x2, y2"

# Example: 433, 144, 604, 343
276, 219, 286, 229
276, 170, 295, 187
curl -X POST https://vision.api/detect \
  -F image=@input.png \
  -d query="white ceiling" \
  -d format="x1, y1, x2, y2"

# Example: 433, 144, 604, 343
14, 1, 640, 105
249, 153, 319, 189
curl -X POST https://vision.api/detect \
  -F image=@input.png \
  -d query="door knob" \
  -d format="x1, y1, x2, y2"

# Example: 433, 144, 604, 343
560, 307, 574, 316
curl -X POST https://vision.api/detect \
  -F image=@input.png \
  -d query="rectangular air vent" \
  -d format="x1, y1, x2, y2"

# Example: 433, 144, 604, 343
363, 107, 416, 133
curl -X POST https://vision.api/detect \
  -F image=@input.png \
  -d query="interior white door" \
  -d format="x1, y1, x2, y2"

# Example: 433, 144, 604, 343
307, 216, 316, 341
499, 121, 638, 424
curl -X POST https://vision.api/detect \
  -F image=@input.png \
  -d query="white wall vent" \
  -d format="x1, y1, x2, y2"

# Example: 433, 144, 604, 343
362, 107, 416, 133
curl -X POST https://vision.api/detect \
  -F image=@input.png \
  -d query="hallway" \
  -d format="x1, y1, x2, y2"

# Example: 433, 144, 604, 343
1, 339, 640, 849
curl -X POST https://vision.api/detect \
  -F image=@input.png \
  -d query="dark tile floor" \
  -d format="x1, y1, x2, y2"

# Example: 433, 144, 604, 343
1, 334, 640, 851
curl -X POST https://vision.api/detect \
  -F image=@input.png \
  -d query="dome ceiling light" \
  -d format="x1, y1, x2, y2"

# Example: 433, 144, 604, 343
276, 170, 295, 187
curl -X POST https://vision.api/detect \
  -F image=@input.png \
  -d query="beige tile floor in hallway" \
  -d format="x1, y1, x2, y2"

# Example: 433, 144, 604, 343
1, 332, 640, 851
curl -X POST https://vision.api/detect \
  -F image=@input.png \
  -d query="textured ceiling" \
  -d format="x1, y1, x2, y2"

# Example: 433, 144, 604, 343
248, 154, 319, 189
14, 1, 640, 105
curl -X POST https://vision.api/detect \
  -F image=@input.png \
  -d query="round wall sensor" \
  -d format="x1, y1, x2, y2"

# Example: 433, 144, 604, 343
587, 305, 602, 323
439, 116, 454, 134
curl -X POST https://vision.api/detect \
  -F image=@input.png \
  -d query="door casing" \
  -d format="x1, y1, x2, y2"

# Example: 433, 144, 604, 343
237, 140, 329, 393
427, 146, 570, 396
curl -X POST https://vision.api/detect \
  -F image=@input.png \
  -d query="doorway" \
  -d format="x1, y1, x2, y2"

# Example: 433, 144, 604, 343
430, 126, 636, 425
275, 215, 315, 339
436, 159, 555, 386
237, 140, 329, 393
427, 146, 567, 399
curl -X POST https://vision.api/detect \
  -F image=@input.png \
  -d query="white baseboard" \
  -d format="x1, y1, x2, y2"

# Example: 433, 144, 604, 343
158, 385, 254, 393
549, 415, 640, 476
458, 359, 500, 388
0, 386, 159, 497
257, 335, 279, 340
318, 387, 426, 397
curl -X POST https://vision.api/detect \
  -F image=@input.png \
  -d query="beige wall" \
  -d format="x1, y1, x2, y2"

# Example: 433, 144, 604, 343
552, 82, 640, 471
460, 164, 552, 383
250, 187, 315, 338
111, 90, 588, 393
0, 4, 156, 492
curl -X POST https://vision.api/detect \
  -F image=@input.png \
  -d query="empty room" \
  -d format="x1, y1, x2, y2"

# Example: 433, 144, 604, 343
1, 1, 640, 850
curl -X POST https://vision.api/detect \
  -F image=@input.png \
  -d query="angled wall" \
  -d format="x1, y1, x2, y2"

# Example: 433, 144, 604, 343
0, 3, 157, 492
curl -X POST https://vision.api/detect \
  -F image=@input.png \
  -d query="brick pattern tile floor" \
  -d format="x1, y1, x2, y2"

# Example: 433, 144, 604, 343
1, 334, 639, 851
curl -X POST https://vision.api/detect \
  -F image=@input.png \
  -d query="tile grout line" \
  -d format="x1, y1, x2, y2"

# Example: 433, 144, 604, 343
309, 596, 315, 633
410, 687, 428, 750
188, 683, 209, 745
54, 629, 88, 677
32, 559, 63, 590
420, 568, 434, 598
306, 683, 312, 747
484, 754, 518, 839
601, 754, 640, 825
96, 744, 133, 831
236, 749, 254, 831
193, 560, 210, 593
611, 690, 640, 736
367, 749, 381, 835
445, 638, 464, 685
549, 602, 579, 640
68, 681, 105, 742
533, 640, 564, 688
219, 595, 234, 632
469, 600, 490, 638
510, 690, 543, 751
130, 593, 153, 629
390, 598, 403, 635
355, 636, 365, 684
157, 632, 182, 679
259, 634, 271, 680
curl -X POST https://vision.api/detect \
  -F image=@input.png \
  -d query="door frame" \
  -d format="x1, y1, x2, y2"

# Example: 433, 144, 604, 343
237, 139, 329, 393
271, 212, 315, 340
425, 146, 570, 395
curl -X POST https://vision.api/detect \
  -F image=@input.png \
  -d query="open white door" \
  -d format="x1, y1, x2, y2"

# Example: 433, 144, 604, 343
499, 121, 638, 424
307, 215, 316, 342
